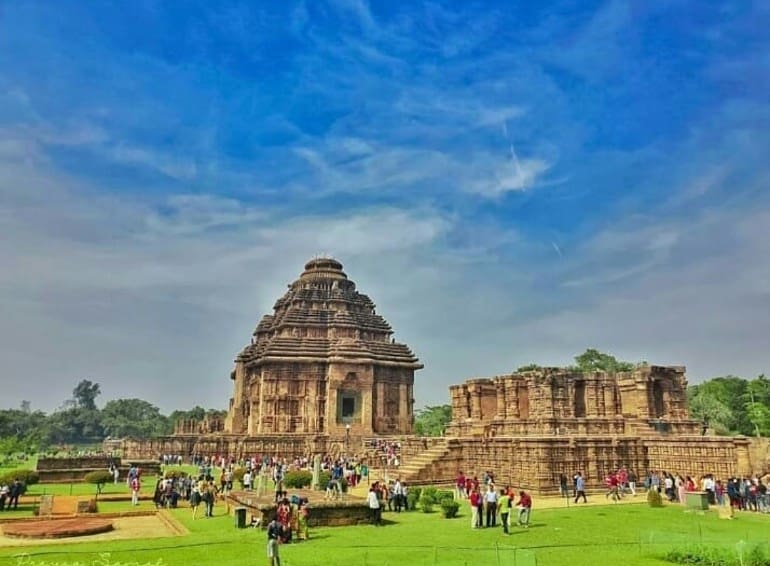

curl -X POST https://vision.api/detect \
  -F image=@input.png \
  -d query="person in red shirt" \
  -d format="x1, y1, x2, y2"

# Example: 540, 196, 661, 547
469, 488, 482, 529
516, 491, 532, 527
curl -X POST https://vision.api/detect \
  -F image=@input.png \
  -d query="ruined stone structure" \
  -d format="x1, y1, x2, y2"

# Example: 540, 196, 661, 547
174, 414, 225, 435
395, 365, 754, 493
446, 365, 697, 438
123, 257, 421, 460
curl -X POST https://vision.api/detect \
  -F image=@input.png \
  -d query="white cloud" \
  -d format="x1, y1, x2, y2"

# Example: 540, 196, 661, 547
327, 0, 376, 32
478, 156, 551, 196
109, 145, 198, 180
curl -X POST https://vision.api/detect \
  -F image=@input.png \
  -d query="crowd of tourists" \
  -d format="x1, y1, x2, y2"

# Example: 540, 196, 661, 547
367, 439, 401, 469
642, 470, 770, 512
454, 471, 534, 534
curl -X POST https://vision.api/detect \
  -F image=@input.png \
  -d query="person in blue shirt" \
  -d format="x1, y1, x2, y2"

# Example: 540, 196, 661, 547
266, 518, 283, 566
574, 472, 588, 503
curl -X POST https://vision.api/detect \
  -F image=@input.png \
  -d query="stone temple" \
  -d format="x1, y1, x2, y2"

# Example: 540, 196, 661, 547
225, 257, 422, 438
124, 258, 421, 458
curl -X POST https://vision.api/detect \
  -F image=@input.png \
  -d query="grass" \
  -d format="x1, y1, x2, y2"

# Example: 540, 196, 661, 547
2, 501, 769, 565
0, 455, 38, 474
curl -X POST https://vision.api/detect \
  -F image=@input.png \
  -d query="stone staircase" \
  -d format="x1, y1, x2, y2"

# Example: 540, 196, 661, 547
394, 439, 455, 485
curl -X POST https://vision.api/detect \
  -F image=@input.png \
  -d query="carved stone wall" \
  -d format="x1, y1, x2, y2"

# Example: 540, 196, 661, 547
402, 436, 754, 494
447, 365, 700, 438
433, 364, 754, 494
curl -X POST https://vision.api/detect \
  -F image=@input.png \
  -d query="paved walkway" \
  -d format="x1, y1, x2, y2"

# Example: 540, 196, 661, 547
348, 480, 647, 510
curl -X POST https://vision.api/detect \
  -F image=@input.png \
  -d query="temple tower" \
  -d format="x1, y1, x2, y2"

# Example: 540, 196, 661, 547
225, 257, 422, 439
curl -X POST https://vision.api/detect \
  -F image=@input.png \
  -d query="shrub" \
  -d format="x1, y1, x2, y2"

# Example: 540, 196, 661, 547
406, 491, 419, 511
284, 471, 313, 489
318, 471, 331, 490
163, 470, 187, 480
436, 490, 454, 503
84, 471, 114, 494
410, 487, 422, 501
231, 467, 246, 486
419, 493, 434, 513
0, 469, 39, 487
647, 488, 663, 508
440, 499, 460, 518
422, 487, 438, 502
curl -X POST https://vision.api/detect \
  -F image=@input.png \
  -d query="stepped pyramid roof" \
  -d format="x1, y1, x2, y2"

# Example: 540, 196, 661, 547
236, 258, 422, 368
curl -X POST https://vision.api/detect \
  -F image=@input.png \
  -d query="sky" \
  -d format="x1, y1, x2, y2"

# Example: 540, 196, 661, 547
0, 1, 768, 414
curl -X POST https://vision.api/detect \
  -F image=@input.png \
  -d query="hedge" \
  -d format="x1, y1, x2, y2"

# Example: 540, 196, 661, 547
0, 469, 39, 486
440, 499, 460, 518
284, 471, 313, 489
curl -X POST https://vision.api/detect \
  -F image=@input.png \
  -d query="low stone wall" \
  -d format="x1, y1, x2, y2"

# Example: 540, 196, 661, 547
36, 457, 161, 483
418, 435, 752, 495
122, 435, 331, 461
37, 457, 116, 471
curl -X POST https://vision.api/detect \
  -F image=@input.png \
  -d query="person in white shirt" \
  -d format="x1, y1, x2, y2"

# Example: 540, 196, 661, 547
367, 485, 381, 526
484, 484, 498, 527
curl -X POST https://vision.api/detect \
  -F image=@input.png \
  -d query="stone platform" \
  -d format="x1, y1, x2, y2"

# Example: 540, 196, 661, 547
2, 518, 114, 539
226, 489, 370, 527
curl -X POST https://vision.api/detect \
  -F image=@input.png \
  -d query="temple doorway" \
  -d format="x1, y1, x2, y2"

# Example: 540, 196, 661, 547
652, 381, 665, 418
573, 381, 586, 418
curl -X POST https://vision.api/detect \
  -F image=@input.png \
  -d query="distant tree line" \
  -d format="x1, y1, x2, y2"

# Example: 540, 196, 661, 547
0, 379, 225, 453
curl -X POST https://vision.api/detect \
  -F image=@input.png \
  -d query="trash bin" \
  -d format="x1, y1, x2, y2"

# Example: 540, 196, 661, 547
685, 492, 709, 511
234, 507, 247, 528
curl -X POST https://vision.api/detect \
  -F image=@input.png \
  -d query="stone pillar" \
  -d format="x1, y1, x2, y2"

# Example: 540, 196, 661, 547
471, 387, 483, 420
495, 380, 507, 419
596, 377, 607, 416
505, 381, 519, 419
375, 382, 385, 431
734, 437, 752, 476
398, 382, 408, 431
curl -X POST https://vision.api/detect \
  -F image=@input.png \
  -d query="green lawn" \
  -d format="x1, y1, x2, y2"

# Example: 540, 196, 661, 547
0, 455, 37, 474
2, 503, 769, 565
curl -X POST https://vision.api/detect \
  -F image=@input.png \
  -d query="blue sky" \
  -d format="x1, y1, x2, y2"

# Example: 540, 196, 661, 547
1, 1, 768, 413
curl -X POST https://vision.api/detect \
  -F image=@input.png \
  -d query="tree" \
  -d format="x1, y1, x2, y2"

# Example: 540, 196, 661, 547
574, 349, 635, 373
687, 388, 733, 434
72, 380, 101, 411
744, 374, 770, 437
84, 470, 114, 496
685, 375, 770, 436
101, 399, 169, 438
414, 405, 452, 437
